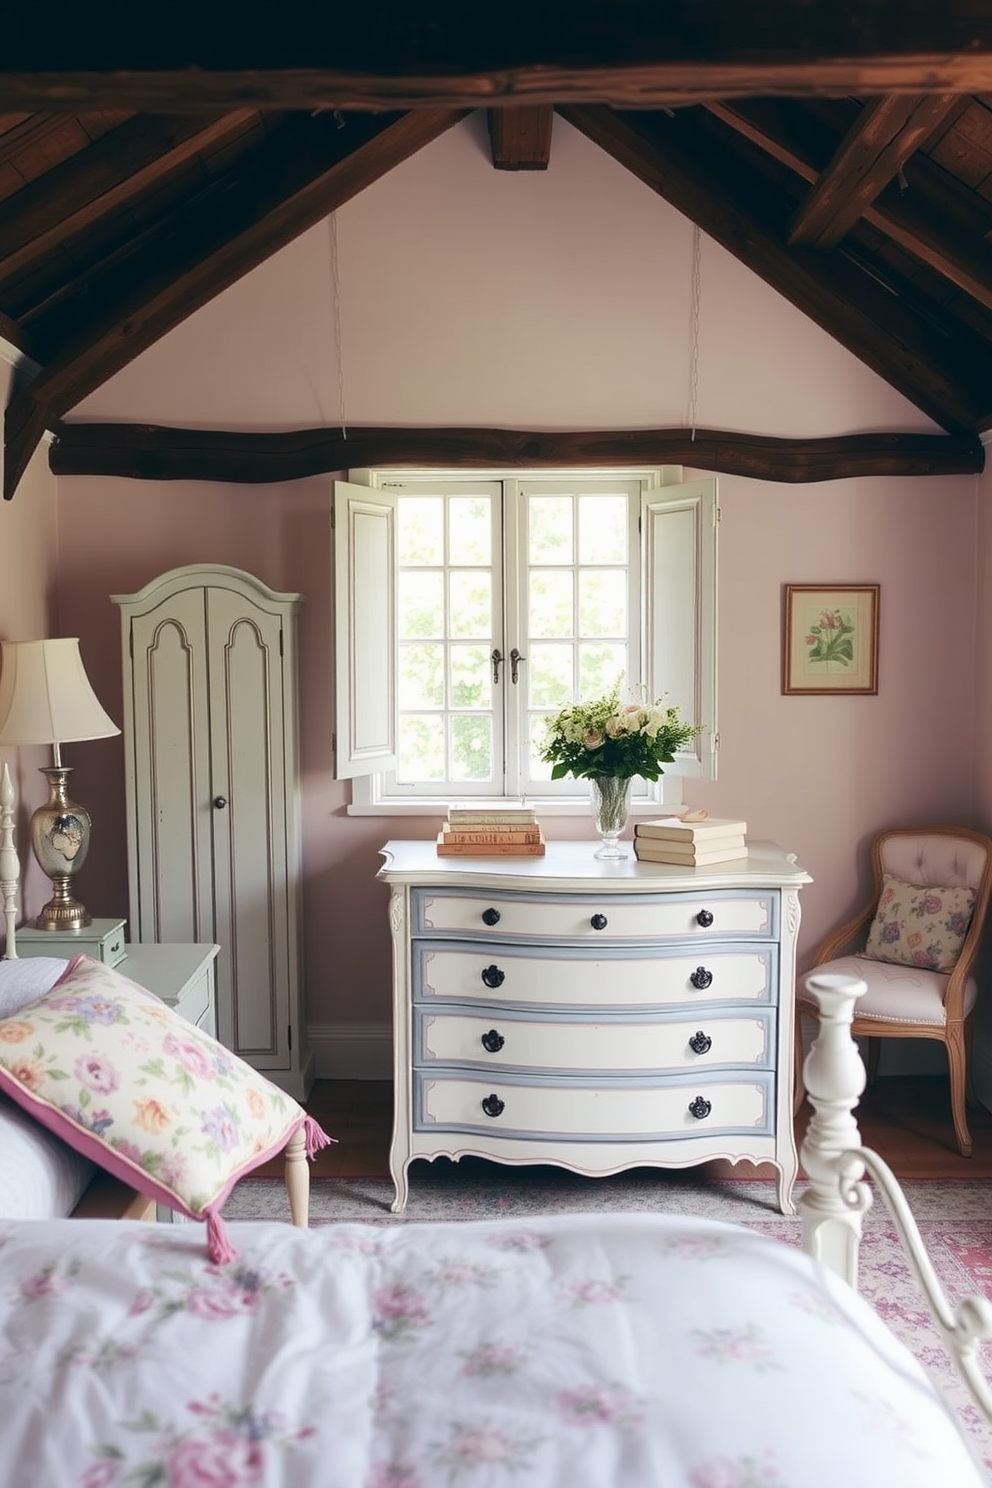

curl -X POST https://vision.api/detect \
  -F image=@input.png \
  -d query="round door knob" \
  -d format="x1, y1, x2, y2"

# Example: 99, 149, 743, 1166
689, 1031, 713, 1055
213, 796, 228, 809
688, 1096, 712, 1120
482, 907, 501, 927
481, 964, 505, 989
481, 1029, 505, 1053
590, 913, 608, 930
481, 1093, 505, 1119
689, 966, 713, 990
696, 909, 714, 927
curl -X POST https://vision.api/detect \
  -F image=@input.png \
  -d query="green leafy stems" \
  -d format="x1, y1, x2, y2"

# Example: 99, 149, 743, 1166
539, 678, 699, 783
805, 608, 855, 668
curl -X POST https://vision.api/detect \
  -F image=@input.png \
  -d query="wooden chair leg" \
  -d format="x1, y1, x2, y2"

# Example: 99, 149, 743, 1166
793, 1006, 810, 1116
946, 1025, 973, 1158
865, 1037, 881, 1085
283, 1126, 311, 1226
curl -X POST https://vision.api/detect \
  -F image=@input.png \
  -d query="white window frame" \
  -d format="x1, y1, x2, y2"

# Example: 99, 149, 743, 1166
334, 465, 718, 815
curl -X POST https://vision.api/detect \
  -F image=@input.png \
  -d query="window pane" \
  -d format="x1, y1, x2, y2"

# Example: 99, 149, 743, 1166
449, 498, 491, 566
397, 715, 445, 781
528, 643, 574, 709
579, 643, 627, 697
529, 570, 574, 638
528, 714, 555, 781
579, 569, 627, 637
450, 644, 490, 708
398, 496, 443, 565
529, 496, 573, 564
398, 643, 444, 708
578, 495, 627, 564
449, 571, 491, 639
398, 571, 444, 638
451, 714, 492, 781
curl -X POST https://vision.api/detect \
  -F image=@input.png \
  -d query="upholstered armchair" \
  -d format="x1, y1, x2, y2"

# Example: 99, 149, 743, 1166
795, 825, 992, 1156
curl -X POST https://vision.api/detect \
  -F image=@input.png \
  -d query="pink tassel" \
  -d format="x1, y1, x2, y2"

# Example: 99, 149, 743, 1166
304, 1114, 335, 1159
205, 1207, 238, 1266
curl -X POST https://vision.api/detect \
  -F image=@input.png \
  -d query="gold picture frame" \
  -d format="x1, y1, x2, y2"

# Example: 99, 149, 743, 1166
783, 584, 879, 695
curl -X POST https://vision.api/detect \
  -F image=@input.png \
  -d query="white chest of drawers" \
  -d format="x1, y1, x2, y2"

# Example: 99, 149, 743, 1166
378, 840, 811, 1215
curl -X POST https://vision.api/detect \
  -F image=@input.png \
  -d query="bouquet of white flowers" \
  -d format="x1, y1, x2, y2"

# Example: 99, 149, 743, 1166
539, 679, 699, 783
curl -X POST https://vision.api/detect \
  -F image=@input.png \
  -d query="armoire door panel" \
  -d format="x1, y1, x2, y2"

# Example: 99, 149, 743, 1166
128, 597, 213, 946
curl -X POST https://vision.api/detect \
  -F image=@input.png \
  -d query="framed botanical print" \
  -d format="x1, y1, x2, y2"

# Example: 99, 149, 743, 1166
783, 584, 879, 695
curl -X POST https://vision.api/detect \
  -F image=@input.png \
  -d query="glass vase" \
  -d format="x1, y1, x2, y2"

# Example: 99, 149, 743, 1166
589, 775, 632, 860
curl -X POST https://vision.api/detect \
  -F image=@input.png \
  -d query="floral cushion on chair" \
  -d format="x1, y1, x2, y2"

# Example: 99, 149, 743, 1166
863, 874, 977, 973
0, 954, 330, 1260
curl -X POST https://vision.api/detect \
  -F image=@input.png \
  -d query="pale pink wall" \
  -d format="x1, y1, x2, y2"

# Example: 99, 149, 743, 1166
40, 113, 980, 1047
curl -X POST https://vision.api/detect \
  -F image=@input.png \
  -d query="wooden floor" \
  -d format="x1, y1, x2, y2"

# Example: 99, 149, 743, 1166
256, 1075, 992, 1183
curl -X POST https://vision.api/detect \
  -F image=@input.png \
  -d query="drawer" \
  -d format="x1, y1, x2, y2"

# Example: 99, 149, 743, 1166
413, 941, 777, 1009
15, 917, 127, 967
414, 1069, 774, 1140
154, 965, 212, 1028
415, 1005, 776, 1073
413, 887, 777, 944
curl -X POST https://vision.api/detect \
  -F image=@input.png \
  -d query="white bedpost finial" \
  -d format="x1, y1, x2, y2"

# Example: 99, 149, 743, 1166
799, 972, 870, 1287
0, 761, 18, 959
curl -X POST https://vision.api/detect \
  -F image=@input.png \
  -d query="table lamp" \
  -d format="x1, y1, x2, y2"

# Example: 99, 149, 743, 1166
0, 638, 120, 931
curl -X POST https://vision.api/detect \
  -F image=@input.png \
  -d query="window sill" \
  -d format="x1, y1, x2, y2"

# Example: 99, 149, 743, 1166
346, 784, 685, 818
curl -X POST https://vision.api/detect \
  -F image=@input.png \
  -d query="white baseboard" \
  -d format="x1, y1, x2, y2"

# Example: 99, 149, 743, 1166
307, 1023, 393, 1080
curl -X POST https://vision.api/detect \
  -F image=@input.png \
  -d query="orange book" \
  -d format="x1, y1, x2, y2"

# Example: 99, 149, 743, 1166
441, 825, 543, 846
436, 832, 546, 856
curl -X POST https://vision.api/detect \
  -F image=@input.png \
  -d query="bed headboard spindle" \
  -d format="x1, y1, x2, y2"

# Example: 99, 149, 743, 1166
1, 761, 18, 959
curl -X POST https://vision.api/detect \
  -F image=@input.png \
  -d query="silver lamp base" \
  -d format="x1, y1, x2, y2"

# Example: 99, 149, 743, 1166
29, 765, 93, 931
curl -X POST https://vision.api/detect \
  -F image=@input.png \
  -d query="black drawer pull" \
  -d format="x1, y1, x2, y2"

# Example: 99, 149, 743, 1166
482, 1093, 505, 1119
481, 1029, 505, 1053
696, 909, 714, 928
688, 1031, 712, 1055
481, 964, 505, 989
688, 1096, 712, 1120
590, 913, 608, 930
689, 966, 713, 990
482, 907, 501, 927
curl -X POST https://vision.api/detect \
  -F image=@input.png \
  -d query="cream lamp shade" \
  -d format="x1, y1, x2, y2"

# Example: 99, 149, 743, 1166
0, 638, 120, 931
0, 638, 120, 756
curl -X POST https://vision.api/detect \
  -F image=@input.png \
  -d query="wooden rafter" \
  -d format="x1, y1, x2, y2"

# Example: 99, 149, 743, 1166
488, 106, 554, 169
3, 107, 466, 499
7, 7, 992, 110
0, 110, 260, 289
47, 420, 983, 486
708, 99, 992, 313
788, 94, 961, 248
560, 104, 992, 433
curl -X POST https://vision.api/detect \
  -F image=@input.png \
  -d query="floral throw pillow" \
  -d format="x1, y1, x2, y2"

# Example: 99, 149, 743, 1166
864, 874, 977, 973
0, 954, 331, 1261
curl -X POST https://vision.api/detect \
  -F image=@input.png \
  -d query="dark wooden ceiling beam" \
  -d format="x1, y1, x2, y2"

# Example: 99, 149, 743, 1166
0, 110, 260, 288
788, 94, 961, 248
560, 104, 990, 431
710, 99, 992, 313
488, 106, 554, 169
3, 108, 466, 499
47, 420, 984, 486
8, 6, 992, 109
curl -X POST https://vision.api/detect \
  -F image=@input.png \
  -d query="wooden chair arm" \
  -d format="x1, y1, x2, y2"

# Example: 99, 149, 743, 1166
811, 904, 876, 967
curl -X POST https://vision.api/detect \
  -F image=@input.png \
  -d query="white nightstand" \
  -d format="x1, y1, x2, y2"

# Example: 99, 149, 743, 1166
118, 943, 220, 1038
15, 917, 127, 966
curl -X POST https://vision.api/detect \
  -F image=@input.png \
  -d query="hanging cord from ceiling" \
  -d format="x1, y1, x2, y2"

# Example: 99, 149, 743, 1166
329, 210, 348, 441
688, 223, 701, 443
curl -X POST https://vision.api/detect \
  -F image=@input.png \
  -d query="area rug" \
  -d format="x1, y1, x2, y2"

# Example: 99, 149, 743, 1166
227, 1161, 992, 1480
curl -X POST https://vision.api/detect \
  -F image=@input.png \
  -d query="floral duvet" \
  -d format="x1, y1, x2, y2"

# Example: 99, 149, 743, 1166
0, 1211, 981, 1488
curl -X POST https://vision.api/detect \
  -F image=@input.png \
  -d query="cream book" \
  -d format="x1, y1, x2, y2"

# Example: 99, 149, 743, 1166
436, 831, 546, 856
441, 825, 543, 845
447, 800, 538, 824
634, 841, 747, 866
635, 816, 747, 842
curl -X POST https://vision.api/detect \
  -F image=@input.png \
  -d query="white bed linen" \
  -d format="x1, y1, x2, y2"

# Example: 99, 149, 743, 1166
0, 1211, 981, 1487
0, 958, 95, 1218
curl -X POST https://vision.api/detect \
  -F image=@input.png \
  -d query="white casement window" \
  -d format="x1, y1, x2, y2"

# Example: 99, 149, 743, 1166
334, 467, 718, 813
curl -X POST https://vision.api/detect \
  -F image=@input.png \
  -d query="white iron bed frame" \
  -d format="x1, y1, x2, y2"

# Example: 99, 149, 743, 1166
0, 760, 312, 1226
2, 762, 991, 1424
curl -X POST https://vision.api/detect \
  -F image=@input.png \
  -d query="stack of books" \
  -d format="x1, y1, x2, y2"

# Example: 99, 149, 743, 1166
437, 800, 546, 857
633, 816, 747, 866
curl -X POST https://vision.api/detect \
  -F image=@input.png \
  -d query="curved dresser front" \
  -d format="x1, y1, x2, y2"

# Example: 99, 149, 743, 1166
378, 840, 811, 1215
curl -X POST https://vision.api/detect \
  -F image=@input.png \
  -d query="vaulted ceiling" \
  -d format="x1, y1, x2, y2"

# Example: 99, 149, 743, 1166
3, 5, 992, 496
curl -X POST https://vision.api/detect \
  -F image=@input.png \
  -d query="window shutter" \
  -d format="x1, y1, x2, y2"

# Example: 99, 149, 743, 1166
642, 478, 718, 779
333, 480, 398, 778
